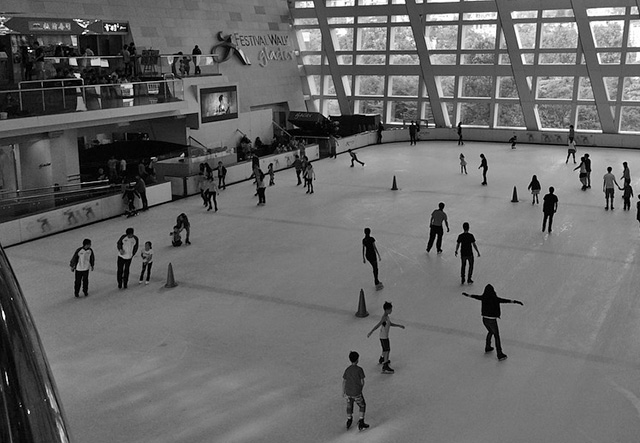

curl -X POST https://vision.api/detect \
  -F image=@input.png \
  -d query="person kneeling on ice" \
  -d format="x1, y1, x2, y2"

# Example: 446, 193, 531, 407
170, 226, 182, 247
367, 301, 405, 374
509, 135, 517, 149
342, 351, 369, 431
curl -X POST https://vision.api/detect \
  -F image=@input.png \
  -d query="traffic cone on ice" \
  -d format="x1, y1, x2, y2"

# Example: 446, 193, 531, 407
391, 175, 398, 191
355, 288, 369, 318
165, 263, 178, 288
511, 186, 519, 203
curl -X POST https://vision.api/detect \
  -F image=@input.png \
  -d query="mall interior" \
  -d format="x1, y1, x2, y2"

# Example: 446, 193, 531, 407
2, 0, 640, 442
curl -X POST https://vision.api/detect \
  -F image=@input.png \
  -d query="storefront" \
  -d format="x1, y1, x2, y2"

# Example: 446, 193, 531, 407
0, 16, 131, 84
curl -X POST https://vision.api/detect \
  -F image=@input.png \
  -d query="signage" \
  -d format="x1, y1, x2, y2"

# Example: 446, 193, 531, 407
28, 21, 73, 32
211, 31, 297, 68
103, 22, 129, 34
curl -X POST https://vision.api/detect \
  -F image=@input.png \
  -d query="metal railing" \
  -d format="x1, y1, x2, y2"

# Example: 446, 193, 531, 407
0, 78, 184, 120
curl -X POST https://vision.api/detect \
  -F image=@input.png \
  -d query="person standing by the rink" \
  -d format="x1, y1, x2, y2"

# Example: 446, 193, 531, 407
376, 122, 384, 144
426, 202, 450, 254
367, 301, 405, 374
362, 228, 382, 289
409, 121, 417, 145
348, 149, 365, 167
116, 227, 139, 290
455, 222, 480, 285
457, 122, 464, 146
70, 238, 95, 297
527, 175, 541, 204
542, 187, 558, 233
603, 166, 620, 211
462, 284, 523, 362
342, 351, 369, 431
478, 153, 488, 185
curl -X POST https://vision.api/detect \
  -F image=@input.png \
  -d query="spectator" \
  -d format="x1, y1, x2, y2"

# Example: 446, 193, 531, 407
192, 45, 202, 75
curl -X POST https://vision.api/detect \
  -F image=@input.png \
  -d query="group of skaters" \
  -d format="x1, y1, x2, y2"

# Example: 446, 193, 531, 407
197, 161, 227, 211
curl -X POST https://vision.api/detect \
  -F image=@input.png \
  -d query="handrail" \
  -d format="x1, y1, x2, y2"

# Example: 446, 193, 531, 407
188, 136, 209, 151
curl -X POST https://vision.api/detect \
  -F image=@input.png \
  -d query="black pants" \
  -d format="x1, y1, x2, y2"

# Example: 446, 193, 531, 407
257, 187, 266, 204
482, 317, 505, 357
426, 225, 444, 252
481, 168, 487, 184
139, 190, 148, 210
542, 213, 554, 232
117, 257, 133, 288
351, 157, 364, 167
366, 255, 380, 285
140, 262, 152, 282
296, 169, 302, 185
205, 190, 217, 210
74, 270, 89, 296
461, 255, 474, 280
410, 133, 416, 145
218, 175, 226, 189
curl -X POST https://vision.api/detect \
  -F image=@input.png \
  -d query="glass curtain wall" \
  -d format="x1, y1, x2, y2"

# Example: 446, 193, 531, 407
290, 0, 640, 134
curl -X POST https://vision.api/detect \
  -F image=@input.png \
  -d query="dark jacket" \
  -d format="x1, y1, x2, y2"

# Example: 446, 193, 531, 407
468, 293, 512, 318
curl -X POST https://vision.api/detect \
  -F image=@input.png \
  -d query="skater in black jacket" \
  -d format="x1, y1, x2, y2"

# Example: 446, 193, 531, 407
462, 284, 523, 361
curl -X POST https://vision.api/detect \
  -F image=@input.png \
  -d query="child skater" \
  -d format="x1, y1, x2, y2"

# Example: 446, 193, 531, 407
170, 226, 182, 247
362, 228, 382, 289
342, 351, 369, 431
304, 162, 315, 194
139, 241, 153, 285
268, 163, 275, 186
367, 301, 405, 374
348, 149, 365, 167
620, 181, 634, 211
462, 284, 523, 361
527, 175, 541, 204
459, 153, 467, 174
509, 135, 517, 149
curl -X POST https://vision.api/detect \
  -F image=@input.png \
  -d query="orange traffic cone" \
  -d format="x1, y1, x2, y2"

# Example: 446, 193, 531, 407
511, 186, 519, 203
355, 288, 369, 318
165, 263, 178, 288
391, 175, 398, 191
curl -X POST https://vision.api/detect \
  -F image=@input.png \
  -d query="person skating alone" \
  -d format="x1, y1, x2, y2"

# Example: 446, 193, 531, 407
204, 174, 218, 211
138, 241, 153, 285
459, 153, 467, 174
409, 121, 417, 145
362, 228, 382, 289
268, 163, 275, 186
426, 202, 450, 254
116, 227, 139, 290
176, 213, 191, 244
479, 153, 488, 185
584, 153, 592, 188
292, 154, 303, 186
509, 135, 517, 149
70, 238, 95, 297
342, 351, 369, 431
542, 187, 558, 233
376, 122, 384, 144
574, 156, 588, 191
457, 122, 464, 145
566, 139, 577, 164
367, 301, 405, 374
348, 149, 365, 167
455, 222, 480, 285
603, 166, 620, 210
256, 169, 267, 206
527, 175, 541, 204
462, 284, 523, 361
217, 161, 227, 190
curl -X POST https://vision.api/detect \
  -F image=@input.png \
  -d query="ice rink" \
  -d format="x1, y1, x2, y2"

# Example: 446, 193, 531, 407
6, 139, 640, 443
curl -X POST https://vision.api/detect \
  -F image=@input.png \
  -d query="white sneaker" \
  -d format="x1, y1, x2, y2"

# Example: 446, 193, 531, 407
139, 280, 143, 285
145, 281, 149, 285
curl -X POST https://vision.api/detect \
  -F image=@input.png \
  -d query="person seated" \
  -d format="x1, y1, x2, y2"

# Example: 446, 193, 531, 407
170, 226, 182, 247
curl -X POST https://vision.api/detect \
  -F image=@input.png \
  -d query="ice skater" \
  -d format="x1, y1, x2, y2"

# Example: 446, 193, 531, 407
574, 156, 588, 190
566, 139, 577, 164
426, 202, 449, 254
139, 241, 153, 285
116, 227, 139, 290
367, 301, 405, 374
362, 227, 382, 289
619, 181, 633, 211
217, 161, 227, 190
457, 122, 464, 145
348, 149, 365, 167
584, 153, 592, 188
603, 166, 620, 210
509, 135, 517, 149
376, 122, 384, 144
176, 213, 191, 244
342, 351, 369, 431
256, 169, 266, 206
204, 174, 218, 211
478, 153, 488, 185
292, 154, 303, 185
527, 175, 541, 204
542, 187, 558, 233
409, 121, 417, 145
621, 161, 631, 186
304, 162, 315, 194
268, 163, 275, 186
459, 153, 467, 174
462, 284, 523, 361
455, 222, 480, 285
70, 238, 95, 298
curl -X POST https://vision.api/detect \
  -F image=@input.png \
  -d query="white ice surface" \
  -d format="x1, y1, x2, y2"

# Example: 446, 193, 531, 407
6, 140, 640, 443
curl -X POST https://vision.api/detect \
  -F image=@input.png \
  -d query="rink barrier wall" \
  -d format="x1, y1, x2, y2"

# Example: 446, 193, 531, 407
0, 182, 172, 247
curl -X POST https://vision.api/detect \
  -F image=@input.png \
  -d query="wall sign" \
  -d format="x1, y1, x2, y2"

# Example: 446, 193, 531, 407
211, 31, 296, 68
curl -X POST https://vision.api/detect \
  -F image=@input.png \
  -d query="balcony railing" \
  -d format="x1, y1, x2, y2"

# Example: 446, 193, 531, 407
0, 78, 184, 120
